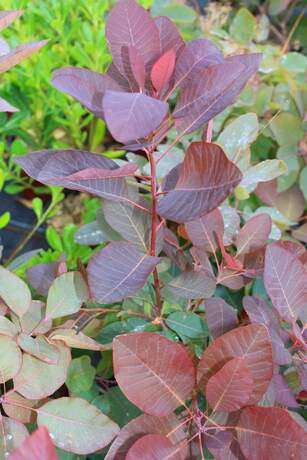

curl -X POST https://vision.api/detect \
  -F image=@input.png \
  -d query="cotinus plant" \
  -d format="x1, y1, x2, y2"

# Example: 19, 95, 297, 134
9, 0, 307, 458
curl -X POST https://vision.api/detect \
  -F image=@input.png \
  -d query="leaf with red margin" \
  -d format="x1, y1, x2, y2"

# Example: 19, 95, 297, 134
237, 407, 307, 460
174, 54, 261, 135
197, 324, 273, 405
0, 10, 23, 31
124, 46, 146, 90
235, 213, 272, 256
9, 426, 59, 460
264, 243, 307, 321
14, 150, 138, 206
206, 357, 254, 412
205, 298, 238, 339
105, 413, 187, 460
87, 241, 159, 303
185, 208, 224, 253
154, 16, 184, 55
157, 142, 242, 223
113, 332, 195, 416
105, 0, 159, 75
151, 49, 176, 94
0, 40, 48, 73
126, 434, 182, 460
51, 67, 122, 117
173, 38, 223, 89
103, 92, 168, 143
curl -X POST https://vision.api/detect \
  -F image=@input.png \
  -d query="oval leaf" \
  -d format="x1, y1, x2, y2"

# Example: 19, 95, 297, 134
0, 266, 31, 317
126, 434, 181, 460
37, 397, 119, 455
0, 335, 22, 383
113, 332, 195, 416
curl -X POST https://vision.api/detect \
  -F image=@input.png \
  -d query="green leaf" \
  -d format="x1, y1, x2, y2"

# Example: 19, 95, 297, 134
97, 386, 141, 427
0, 316, 18, 337
32, 197, 43, 220
217, 113, 259, 161
281, 52, 307, 73
230, 8, 257, 43
66, 356, 96, 394
269, 0, 292, 15
13, 342, 71, 399
50, 329, 103, 351
46, 226, 63, 252
96, 317, 148, 344
46, 272, 89, 320
37, 397, 119, 455
240, 159, 288, 193
270, 112, 304, 146
0, 266, 32, 317
0, 169, 5, 190
162, 4, 196, 24
0, 211, 10, 229
17, 333, 60, 364
165, 312, 208, 341
0, 335, 22, 383
299, 166, 307, 200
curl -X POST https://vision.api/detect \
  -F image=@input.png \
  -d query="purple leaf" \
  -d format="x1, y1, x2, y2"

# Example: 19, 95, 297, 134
27, 262, 58, 296
105, 0, 159, 75
0, 96, 18, 112
174, 39, 223, 89
154, 16, 184, 55
122, 46, 146, 91
264, 243, 307, 321
185, 208, 224, 253
0, 40, 48, 73
235, 213, 272, 256
0, 10, 23, 31
14, 150, 138, 206
157, 142, 242, 223
165, 270, 216, 300
58, 163, 138, 181
51, 67, 122, 117
272, 374, 299, 408
205, 298, 238, 339
87, 241, 159, 303
174, 54, 261, 135
103, 92, 168, 143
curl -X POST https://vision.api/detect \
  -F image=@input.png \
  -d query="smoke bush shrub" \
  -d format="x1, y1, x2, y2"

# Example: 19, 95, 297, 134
6, 0, 307, 458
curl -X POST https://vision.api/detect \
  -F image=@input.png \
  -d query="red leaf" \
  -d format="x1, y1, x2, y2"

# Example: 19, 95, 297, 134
151, 49, 176, 94
206, 357, 254, 412
113, 332, 195, 416
105, 413, 187, 460
105, 0, 159, 75
205, 298, 238, 339
235, 213, 272, 256
264, 243, 307, 321
157, 142, 242, 223
0, 40, 48, 73
185, 208, 224, 253
51, 67, 122, 117
126, 434, 182, 460
197, 324, 273, 405
154, 16, 184, 55
103, 92, 168, 143
59, 163, 138, 181
87, 241, 159, 303
0, 10, 23, 31
237, 407, 307, 460
9, 426, 59, 460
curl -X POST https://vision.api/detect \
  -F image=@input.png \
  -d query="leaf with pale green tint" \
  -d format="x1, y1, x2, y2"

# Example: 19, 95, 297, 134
17, 333, 60, 364
98, 386, 141, 427
37, 397, 119, 455
46, 272, 89, 319
230, 8, 256, 43
14, 342, 71, 399
2, 392, 38, 424
277, 146, 300, 192
50, 329, 104, 351
0, 266, 31, 317
18, 300, 51, 335
162, 4, 196, 24
217, 113, 258, 162
299, 166, 307, 200
281, 52, 307, 73
268, 0, 292, 15
66, 356, 95, 394
46, 226, 63, 252
0, 211, 10, 229
32, 197, 43, 220
0, 315, 18, 337
240, 159, 287, 192
0, 416, 28, 458
270, 112, 304, 146
0, 335, 22, 383
166, 312, 208, 341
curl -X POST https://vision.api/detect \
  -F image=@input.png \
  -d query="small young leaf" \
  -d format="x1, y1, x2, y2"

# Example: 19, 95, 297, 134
32, 197, 43, 220
151, 48, 176, 94
37, 397, 119, 455
113, 332, 195, 416
0, 211, 10, 229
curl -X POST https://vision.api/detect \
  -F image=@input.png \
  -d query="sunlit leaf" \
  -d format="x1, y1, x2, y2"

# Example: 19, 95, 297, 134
49, 329, 103, 351
37, 397, 119, 455
0, 40, 48, 73
0, 11, 23, 31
